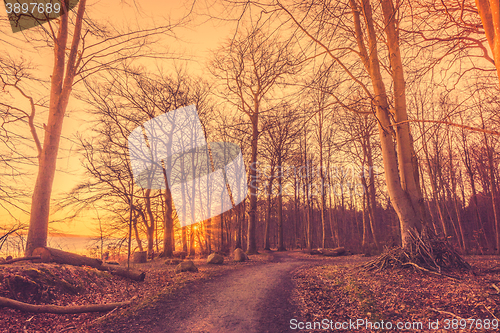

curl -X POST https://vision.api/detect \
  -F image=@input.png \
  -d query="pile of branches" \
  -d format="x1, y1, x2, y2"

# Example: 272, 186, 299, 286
362, 231, 470, 276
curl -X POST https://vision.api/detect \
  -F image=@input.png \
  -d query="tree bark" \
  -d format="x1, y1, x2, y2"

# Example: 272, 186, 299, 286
319, 121, 326, 249
277, 155, 285, 251
351, 0, 422, 248
189, 224, 196, 257
483, 130, 500, 253
247, 112, 259, 254
25, 0, 87, 256
144, 189, 155, 257
33, 247, 102, 268
363, 122, 379, 250
475, 0, 500, 88
133, 218, 144, 252
264, 172, 274, 250
163, 175, 174, 257
0, 256, 41, 265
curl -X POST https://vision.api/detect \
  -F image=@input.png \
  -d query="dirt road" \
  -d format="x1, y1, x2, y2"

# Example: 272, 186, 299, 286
94, 251, 317, 333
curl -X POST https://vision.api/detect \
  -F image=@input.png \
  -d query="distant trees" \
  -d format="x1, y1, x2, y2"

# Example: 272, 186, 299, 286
273, 0, 424, 248
60, 67, 213, 257
261, 103, 303, 251
3, 0, 500, 259
210, 25, 300, 253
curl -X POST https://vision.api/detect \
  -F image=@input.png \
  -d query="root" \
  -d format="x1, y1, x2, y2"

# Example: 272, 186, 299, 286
362, 231, 470, 274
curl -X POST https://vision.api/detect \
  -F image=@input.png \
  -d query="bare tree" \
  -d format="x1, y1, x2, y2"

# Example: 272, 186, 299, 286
261, 103, 303, 250
273, 0, 424, 248
0, 1, 184, 255
210, 25, 300, 253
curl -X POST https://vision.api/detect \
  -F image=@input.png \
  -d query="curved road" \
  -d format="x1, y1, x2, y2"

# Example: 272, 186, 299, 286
95, 252, 316, 333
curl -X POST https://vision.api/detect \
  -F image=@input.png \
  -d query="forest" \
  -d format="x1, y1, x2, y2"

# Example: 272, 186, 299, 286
1, 0, 500, 332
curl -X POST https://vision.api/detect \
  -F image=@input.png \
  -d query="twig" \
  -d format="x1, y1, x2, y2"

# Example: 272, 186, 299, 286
492, 284, 500, 294
429, 307, 464, 319
480, 303, 499, 320
92, 305, 119, 323
402, 262, 461, 280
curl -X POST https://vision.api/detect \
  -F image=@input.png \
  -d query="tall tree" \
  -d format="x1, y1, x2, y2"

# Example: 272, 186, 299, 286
210, 26, 299, 253
25, 0, 87, 255
0, 1, 181, 255
262, 103, 302, 250
277, 0, 424, 248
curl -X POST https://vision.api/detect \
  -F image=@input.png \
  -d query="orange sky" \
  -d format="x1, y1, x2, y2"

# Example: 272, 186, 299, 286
0, 0, 238, 236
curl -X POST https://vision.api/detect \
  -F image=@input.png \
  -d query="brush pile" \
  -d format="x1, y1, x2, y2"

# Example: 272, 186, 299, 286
362, 231, 470, 274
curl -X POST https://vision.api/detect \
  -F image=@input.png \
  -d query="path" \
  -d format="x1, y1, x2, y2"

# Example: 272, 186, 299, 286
95, 251, 318, 333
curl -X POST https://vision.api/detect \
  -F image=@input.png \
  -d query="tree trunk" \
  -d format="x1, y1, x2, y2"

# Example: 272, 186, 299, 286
350, 0, 422, 248
33, 247, 102, 268
182, 226, 188, 252
25, 0, 87, 256
264, 171, 274, 250
475, 0, 500, 88
163, 181, 174, 257
363, 125, 379, 250
189, 224, 196, 257
277, 155, 285, 251
219, 214, 225, 252
144, 189, 155, 257
247, 112, 259, 254
362, 190, 369, 251
133, 218, 143, 252
462, 130, 490, 249
328, 167, 339, 247
32, 247, 145, 281
422, 137, 448, 237
448, 132, 466, 250
205, 218, 212, 254
235, 201, 243, 249
294, 167, 301, 248
484, 131, 500, 253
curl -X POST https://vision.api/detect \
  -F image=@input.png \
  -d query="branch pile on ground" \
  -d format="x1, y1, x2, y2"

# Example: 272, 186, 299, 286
362, 232, 470, 273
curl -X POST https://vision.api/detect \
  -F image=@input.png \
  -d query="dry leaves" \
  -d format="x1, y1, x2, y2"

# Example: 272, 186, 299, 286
292, 255, 500, 333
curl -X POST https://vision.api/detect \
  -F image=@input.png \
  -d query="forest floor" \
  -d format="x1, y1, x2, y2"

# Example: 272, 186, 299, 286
1, 251, 500, 332
293, 254, 500, 333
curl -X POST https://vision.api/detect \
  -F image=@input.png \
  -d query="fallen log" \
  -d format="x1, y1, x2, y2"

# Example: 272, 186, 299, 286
0, 296, 131, 314
33, 247, 102, 268
99, 263, 145, 281
320, 247, 346, 257
32, 247, 145, 281
0, 256, 41, 265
